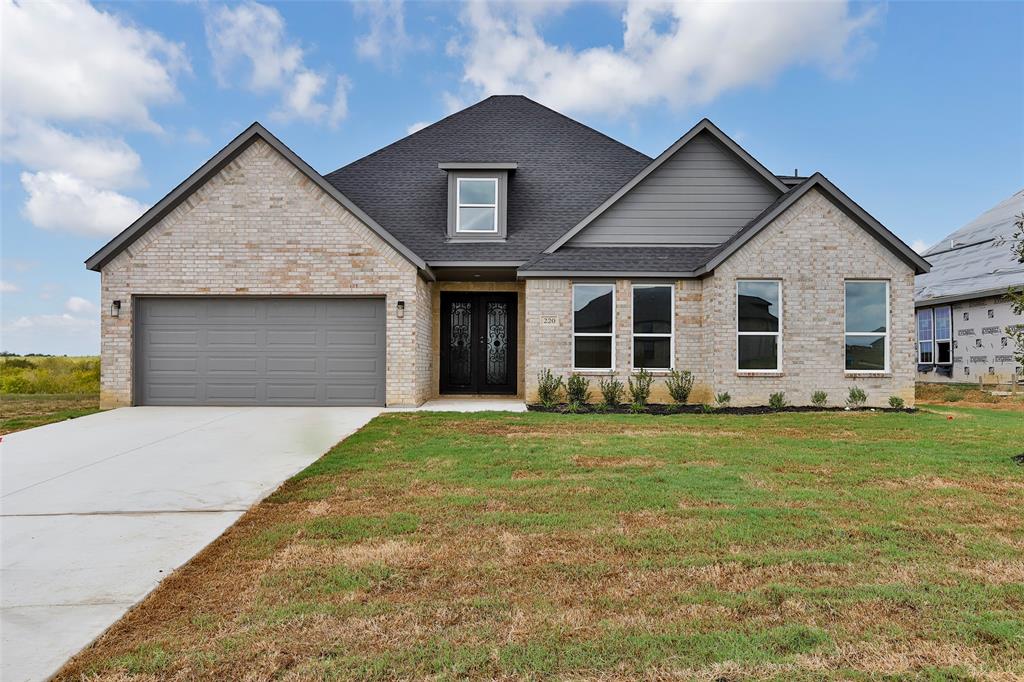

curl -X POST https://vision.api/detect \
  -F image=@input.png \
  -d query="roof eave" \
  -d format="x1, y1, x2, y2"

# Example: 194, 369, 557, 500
85, 122, 428, 274
701, 173, 932, 275
517, 269, 701, 278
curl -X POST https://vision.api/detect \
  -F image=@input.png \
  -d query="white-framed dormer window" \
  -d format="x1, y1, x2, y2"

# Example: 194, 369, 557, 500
736, 280, 781, 372
917, 308, 934, 363
632, 284, 673, 370
573, 283, 615, 370
845, 280, 889, 372
456, 177, 498, 233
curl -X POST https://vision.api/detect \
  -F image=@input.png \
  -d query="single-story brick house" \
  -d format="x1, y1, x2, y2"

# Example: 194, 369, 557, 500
86, 95, 929, 408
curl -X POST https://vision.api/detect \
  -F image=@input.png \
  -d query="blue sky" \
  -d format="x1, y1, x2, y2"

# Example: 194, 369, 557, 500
2, 0, 1022, 355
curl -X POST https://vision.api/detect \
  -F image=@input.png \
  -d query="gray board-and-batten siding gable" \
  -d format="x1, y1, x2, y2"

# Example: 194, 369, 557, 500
568, 131, 780, 247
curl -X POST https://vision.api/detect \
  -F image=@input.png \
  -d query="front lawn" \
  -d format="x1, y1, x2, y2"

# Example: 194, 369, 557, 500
0, 393, 101, 434
61, 408, 1023, 680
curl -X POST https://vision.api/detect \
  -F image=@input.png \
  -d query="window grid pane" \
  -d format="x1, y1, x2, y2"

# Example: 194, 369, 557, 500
633, 286, 672, 334
457, 206, 496, 232
574, 285, 614, 334
737, 281, 780, 332
458, 178, 496, 205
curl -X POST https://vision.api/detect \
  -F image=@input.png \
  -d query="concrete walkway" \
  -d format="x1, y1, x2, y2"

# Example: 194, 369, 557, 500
390, 397, 527, 412
0, 406, 381, 682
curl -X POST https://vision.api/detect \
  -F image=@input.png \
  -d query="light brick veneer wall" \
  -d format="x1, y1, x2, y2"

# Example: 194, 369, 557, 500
99, 138, 430, 408
704, 189, 916, 407
523, 189, 917, 407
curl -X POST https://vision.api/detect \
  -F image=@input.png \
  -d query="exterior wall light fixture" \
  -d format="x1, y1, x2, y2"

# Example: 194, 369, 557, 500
111, 300, 121, 318
396, 300, 405, 319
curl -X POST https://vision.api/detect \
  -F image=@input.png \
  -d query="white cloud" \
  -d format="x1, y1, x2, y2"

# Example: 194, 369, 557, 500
205, 1, 351, 126
329, 76, 353, 127
2, 313, 99, 355
450, 0, 878, 117
65, 296, 98, 314
1, 280, 20, 294
406, 121, 430, 135
911, 239, 931, 254
2, 121, 143, 189
183, 127, 211, 146
21, 171, 149, 237
1, 0, 187, 130
354, 0, 418, 68
1, 0, 187, 236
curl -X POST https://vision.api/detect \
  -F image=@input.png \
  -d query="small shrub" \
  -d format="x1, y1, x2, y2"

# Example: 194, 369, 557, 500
811, 391, 828, 408
665, 369, 695, 404
943, 387, 965, 402
628, 369, 653, 407
536, 369, 564, 407
565, 400, 583, 414
593, 401, 609, 413
715, 391, 731, 408
598, 376, 624, 407
700, 403, 716, 414
888, 396, 905, 409
768, 391, 788, 409
847, 386, 867, 408
566, 374, 592, 405
628, 402, 646, 414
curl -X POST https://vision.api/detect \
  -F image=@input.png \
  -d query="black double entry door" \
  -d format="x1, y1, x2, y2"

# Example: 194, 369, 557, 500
440, 292, 517, 394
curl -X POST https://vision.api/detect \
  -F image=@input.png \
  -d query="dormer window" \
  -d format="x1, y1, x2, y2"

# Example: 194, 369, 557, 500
456, 178, 498, 233
439, 162, 514, 241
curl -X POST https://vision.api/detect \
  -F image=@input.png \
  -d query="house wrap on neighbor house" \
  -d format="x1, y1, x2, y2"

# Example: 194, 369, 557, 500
85, 96, 930, 408
915, 189, 1024, 386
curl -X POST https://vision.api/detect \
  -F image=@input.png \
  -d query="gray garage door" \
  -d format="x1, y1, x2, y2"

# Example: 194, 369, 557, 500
135, 297, 386, 406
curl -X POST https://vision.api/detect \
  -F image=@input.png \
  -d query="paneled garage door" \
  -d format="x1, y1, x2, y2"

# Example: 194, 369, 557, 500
135, 297, 386, 406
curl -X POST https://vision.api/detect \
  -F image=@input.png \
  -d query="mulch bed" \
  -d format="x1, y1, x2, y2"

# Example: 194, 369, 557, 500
527, 403, 917, 415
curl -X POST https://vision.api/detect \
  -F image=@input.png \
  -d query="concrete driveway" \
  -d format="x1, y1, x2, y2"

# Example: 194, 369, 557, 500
0, 406, 381, 682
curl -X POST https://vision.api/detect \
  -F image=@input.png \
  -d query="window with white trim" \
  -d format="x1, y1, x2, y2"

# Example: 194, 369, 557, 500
632, 284, 673, 370
934, 306, 952, 364
736, 280, 781, 371
455, 177, 498, 233
573, 283, 614, 370
845, 280, 889, 372
917, 308, 934, 363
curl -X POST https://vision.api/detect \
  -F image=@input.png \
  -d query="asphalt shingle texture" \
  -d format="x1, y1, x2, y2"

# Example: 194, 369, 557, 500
520, 247, 718, 273
324, 95, 652, 263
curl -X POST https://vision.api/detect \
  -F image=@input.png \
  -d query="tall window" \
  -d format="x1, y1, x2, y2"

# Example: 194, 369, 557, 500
633, 284, 673, 370
736, 280, 781, 371
934, 306, 952, 364
456, 178, 498, 233
845, 280, 889, 372
573, 284, 614, 370
917, 308, 934, 363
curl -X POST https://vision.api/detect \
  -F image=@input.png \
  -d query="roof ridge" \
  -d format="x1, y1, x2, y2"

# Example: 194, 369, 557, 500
507, 95, 651, 162
325, 96, 504, 179
324, 95, 650, 180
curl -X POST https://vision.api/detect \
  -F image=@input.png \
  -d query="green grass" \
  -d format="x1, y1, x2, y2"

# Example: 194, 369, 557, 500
0, 393, 101, 434
1, 355, 101, 433
61, 407, 1024, 681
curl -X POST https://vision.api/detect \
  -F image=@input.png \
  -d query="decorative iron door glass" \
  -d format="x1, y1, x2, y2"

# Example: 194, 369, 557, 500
440, 292, 517, 394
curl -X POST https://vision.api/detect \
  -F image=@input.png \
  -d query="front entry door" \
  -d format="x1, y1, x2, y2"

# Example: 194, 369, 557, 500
440, 292, 517, 394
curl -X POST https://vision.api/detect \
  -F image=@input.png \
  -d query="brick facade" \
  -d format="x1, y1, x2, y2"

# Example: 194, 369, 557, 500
98, 139, 430, 407
524, 189, 917, 407
101, 148, 915, 410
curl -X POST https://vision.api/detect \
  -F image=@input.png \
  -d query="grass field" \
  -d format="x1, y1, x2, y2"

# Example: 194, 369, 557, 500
0, 393, 101, 435
0, 355, 101, 434
59, 406, 1024, 680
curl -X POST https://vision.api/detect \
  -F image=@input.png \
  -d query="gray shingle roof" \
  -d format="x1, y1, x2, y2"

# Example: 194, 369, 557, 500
324, 95, 652, 263
519, 246, 717, 275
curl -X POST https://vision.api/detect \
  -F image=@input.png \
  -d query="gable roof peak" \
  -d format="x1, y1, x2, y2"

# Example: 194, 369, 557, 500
544, 116, 788, 253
